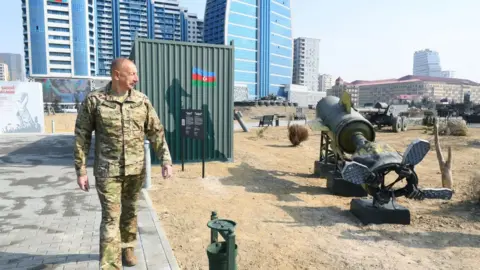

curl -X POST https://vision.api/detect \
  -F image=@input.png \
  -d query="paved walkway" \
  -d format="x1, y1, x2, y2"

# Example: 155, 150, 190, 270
0, 135, 178, 270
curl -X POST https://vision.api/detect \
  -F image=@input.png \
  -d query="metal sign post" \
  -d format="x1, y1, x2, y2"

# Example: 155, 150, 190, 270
181, 108, 206, 178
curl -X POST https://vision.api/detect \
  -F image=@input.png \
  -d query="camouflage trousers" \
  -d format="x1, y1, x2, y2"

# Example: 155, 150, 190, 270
95, 174, 145, 270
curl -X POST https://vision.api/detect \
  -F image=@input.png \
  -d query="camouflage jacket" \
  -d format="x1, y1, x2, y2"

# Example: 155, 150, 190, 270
74, 82, 172, 178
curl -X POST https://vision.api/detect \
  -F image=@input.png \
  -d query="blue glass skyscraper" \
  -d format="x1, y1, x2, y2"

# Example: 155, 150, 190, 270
203, 0, 293, 98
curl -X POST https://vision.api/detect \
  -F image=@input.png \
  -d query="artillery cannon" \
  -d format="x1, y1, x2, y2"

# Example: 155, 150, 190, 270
357, 102, 409, 132
422, 110, 437, 126
310, 93, 453, 225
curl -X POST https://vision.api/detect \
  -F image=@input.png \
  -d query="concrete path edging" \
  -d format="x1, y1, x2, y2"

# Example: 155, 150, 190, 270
140, 189, 180, 270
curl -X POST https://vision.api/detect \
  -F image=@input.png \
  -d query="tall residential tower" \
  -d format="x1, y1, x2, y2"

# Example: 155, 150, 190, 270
181, 8, 204, 43
413, 49, 455, 78
22, 0, 204, 77
0, 63, 10, 81
318, 73, 333, 92
203, 0, 293, 98
0, 53, 25, 81
22, 0, 96, 78
413, 49, 442, 77
292, 37, 320, 91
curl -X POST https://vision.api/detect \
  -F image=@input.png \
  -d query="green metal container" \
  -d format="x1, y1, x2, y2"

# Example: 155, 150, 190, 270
206, 242, 238, 270
130, 38, 235, 164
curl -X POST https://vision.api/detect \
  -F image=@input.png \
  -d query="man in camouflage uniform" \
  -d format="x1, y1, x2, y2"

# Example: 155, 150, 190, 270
74, 58, 173, 269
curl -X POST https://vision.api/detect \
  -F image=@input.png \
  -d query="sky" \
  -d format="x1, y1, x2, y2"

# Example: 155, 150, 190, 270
1, 0, 479, 82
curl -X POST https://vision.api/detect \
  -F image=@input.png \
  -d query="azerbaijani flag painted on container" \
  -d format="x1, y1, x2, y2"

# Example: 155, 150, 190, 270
192, 68, 216, 87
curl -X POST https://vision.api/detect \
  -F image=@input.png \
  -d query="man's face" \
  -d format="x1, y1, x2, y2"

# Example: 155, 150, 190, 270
113, 61, 139, 90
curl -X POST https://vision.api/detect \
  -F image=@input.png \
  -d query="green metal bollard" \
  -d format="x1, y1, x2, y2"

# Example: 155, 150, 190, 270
206, 211, 238, 270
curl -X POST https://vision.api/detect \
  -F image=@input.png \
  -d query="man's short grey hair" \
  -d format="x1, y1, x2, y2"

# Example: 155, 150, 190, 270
110, 58, 133, 75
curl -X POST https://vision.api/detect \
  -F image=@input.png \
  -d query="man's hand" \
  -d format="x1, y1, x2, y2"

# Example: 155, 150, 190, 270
162, 164, 173, 179
77, 175, 90, 191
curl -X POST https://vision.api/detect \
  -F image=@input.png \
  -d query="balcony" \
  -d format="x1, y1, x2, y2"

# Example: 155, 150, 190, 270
99, 45, 113, 50
47, 14, 70, 21
98, 18, 112, 24
49, 63, 73, 70
98, 34, 113, 39
49, 55, 72, 61
47, 5, 69, 12
98, 38, 112, 43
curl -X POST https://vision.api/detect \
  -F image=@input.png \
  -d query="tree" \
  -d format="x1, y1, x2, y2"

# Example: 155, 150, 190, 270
433, 118, 453, 189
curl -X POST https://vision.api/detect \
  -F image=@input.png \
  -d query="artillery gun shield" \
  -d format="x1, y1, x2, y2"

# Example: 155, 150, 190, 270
402, 139, 430, 166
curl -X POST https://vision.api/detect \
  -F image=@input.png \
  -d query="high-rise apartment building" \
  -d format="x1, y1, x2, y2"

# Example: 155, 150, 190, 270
292, 37, 319, 92
318, 73, 333, 92
181, 9, 203, 43
22, 0, 96, 78
0, 53, 25, 81
0, 63, 10, 81
196, 20, 204, 42
203, 0, 293, 98
413, 49, 442, 77
22, 0, 203, 77
413, 49, 455, 78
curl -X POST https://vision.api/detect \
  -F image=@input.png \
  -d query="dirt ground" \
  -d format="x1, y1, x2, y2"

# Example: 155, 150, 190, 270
44, 113, 77, 133
149, 126, 480, 270
235, 106, 316, 122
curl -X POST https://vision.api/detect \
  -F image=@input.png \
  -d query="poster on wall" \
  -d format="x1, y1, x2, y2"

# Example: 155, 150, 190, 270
90, 78, 111, 91
0, 82, 45, 134
36, 78, 91, 103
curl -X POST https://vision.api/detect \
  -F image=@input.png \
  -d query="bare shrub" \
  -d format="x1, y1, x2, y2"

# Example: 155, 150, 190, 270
256, 126, 268, 138
436, 119, 468, 136
288, 124, 309, 146
466, 171, 480, 203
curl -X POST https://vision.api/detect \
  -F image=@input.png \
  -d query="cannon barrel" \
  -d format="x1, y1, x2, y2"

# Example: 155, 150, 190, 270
316, 96, 375, 154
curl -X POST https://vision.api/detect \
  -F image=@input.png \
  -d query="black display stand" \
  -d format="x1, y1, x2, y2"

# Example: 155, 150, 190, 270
350, 198, 411, 225
181, 109, 206, 178
326, 170, 368, 197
